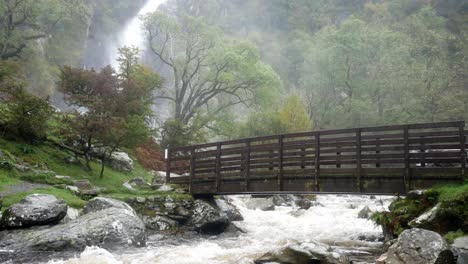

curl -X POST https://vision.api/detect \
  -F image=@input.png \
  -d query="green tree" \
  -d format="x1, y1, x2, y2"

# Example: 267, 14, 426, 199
0, 61, 53, 142
59, 47, 161, 177
143, 12, 279, 140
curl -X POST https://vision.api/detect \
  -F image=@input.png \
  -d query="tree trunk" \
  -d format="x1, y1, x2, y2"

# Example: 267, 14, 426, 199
99, 157, 105, 178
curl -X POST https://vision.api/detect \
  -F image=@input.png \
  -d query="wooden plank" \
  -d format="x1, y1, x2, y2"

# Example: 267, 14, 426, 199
408, 121, 463, 129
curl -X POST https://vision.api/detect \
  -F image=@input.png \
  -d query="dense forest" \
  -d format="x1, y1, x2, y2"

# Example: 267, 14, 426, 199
1, 0, 467, 148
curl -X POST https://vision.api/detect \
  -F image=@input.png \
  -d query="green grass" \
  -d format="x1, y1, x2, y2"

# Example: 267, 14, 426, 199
0, 172, 21, 191
1, 187, 86, 211
0, 136, 165, 211
431, 182, 468, 202
0, 137, 152, 191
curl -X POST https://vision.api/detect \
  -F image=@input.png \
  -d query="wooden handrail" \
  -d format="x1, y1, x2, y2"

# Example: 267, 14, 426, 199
166, 121, 466, 194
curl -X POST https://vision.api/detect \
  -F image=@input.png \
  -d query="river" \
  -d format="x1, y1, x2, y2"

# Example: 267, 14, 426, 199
46, 194, 393, 264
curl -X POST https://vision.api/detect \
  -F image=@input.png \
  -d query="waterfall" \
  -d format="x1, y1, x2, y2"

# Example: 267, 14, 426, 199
108, 0, 167, 69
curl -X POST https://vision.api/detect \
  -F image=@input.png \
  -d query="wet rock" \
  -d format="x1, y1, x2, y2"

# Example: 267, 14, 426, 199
64, 156, 79, 164
60, 207, 81, 224
357, 234, 381, 242
108, 152, 133, 172
408, 203, 440, 228
122, 182, 134, 191
151, 171, 167, 185
382, 228, 454, 264
406, 190, 425, 200
370, 195, 376, 199
255, 240, 350, 264
0, 194, 67, 229
73, 179, 92, 190
55, 175, 72, 181
158, 185, 174, 192
128, 177, 149, 188
83, 197, 135, 215
0, 207, 146, 252
215, 197, 243, 221
142, 215, 178, 231
456, 252, 468, 264
348, 204, 357, 209
246, 198, 275, 211
189, 199, 229, 234
357, 206, 372, 219
295, 199, 312, 210
289, 210, 307, 217
453, 236, 468, 250
13, 164, 30, 172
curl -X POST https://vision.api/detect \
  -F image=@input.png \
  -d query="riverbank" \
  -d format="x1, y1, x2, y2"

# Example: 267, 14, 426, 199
6, 194, 392, 264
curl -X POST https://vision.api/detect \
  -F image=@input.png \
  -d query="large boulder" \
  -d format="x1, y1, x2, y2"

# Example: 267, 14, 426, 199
83, 197, 135, 215
246, 198, 275, 211
358, 206, 372, 219
295, 199, 312, 210
108, 152, 133, 172
142, 215, 178, 231
0, 207, 146, 252
255, 241, 350, 264
381, 228, 454, 264
215, 197, 243, 221
452, 236, 468, 264
189, 199, 229, 234
0, 194, 67, 229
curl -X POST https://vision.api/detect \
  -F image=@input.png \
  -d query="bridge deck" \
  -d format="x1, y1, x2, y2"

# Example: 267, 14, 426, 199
166, 121, 467, 195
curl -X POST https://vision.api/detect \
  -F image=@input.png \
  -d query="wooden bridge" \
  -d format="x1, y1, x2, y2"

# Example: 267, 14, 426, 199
165, 121, 467, 195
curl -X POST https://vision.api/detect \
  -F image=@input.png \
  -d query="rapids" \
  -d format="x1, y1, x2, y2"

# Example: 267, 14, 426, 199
47, 195, 393, 264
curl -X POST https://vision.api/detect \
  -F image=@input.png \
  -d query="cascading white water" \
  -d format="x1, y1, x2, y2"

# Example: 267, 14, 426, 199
48, 195, 393, 264
108, 0, 167, 69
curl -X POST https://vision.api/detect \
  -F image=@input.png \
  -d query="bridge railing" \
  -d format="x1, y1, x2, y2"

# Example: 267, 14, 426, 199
166, 121, 467, 194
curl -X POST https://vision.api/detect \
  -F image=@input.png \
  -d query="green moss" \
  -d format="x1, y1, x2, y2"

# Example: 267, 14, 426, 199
1, 187, 86, 211
444, 230, 466, 244
371, 191, 438, 237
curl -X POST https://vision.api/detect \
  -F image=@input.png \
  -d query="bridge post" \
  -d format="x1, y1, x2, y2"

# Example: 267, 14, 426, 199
215, 142, 222, 192
356, 128, 362, 193
278, 135, 284, 191
403, 125, 410, 193
244, 139, 251, 192
314, 132, 320, 191
459, 121, 466, 182
165, 148, 171, 184
189, 146, 195, 193
376, 137, 380, 168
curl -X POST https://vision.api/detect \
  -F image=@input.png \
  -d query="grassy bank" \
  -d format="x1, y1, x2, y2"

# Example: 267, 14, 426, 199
0, 136, 183, 211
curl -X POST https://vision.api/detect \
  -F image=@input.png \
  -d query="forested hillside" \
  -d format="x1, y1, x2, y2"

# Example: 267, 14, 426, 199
162, 0, 467, 133
1, 0, 467, 146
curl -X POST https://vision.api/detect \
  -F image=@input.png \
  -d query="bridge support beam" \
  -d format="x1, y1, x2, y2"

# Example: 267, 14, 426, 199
460, 122, 466, 182
403, 125, 410, 193
356, 129, 362, 193
314, 132, 320, 191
